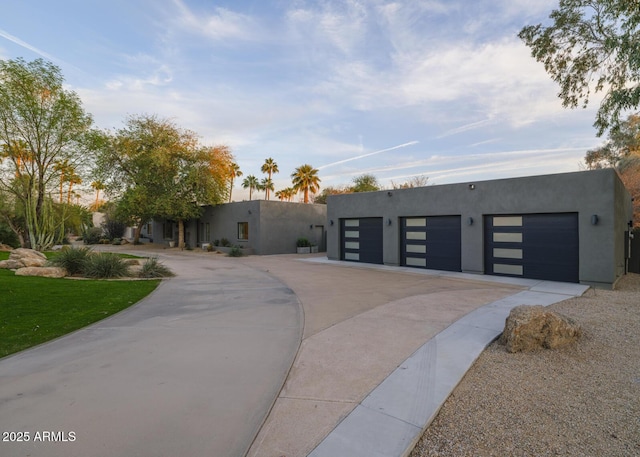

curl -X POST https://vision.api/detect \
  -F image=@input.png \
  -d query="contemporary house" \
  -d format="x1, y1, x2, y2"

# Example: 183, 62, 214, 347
327, 169, 634, 289
152, 200, 327, 255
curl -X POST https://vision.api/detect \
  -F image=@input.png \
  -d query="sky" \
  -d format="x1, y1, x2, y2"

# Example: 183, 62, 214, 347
0, 0, 607, 201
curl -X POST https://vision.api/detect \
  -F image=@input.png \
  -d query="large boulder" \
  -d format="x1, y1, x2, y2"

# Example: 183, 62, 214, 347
15, 267, 67, 278
0, 248, 48, 269
500, 305, 582, 353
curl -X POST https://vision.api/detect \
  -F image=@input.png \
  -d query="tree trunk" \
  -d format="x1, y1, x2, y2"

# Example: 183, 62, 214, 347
134, 220, 144, 244
178, 219, 185, 249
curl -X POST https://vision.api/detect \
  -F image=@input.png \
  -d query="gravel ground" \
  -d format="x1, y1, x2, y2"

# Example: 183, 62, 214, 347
411, 273, 640, 457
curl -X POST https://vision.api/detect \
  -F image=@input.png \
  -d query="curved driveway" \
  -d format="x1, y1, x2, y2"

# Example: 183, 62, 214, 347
0, 250, 302, 457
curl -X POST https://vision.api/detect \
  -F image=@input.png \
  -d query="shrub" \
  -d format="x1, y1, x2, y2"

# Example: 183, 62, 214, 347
48, 246, 93, 276
83, 253, 130, 279
112, 238, 122, 245
138, 257, 175, 278
83, 227, 103, 245
228, 246, 243, 257
0, 224, 20, 248
296, 237, 311, 247
213, 239, 220, 246
220, 238, 231, 247
102, 219, 126, 240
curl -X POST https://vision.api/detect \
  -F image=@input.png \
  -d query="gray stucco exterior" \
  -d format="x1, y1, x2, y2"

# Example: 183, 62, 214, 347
153, 200, 327, 255
327, 169, 633, 289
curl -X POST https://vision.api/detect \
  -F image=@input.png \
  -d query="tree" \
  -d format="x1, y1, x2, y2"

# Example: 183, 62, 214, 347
350, 174, 381, 193
261, 157, 279, 200
228, 162, 242, 203
0, 58, 93, 249
93, 114, 233, 247
291, 164, 321, 203
53, 159, 72, 203
260, 177, 274, 200
519, 1, 640, 136
283, 187, 297, 202
66, 168, 82, 204
90, 180, 105, 211
242, 175, 259, 200
391, 175, 430, 189
584, 113, 640, 225
313, 185, 350, 204
276, 187, 297, 202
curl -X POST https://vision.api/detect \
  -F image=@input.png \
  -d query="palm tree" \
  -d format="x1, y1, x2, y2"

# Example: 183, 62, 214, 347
228, 162, 242, 203
261, 157, 279, 200
66, 170, 82, 204
260, 177, 274, 200
275, 189, 285, 201
282, 187, 296, 202
91, 181, 105, 210
53, 159, 72, 203
291, 164, 321, 203
242, 175, 259, 200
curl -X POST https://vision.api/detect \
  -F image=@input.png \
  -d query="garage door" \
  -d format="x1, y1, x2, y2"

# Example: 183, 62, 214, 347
341, 218, 383, 264
484, 213, 579, 283
401, 216, 461, 271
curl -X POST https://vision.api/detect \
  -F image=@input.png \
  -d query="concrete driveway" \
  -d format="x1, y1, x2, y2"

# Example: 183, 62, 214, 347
0, 247, 586, 457
0, 250, 302, 457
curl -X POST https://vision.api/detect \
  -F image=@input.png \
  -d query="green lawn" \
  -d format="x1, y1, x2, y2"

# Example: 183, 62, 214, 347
0, 251, 160, 358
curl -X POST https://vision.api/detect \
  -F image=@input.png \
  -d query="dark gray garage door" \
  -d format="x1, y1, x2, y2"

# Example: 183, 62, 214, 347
401, 216, 461, 271
484, 213, 579, 283
341, 218, 383, 264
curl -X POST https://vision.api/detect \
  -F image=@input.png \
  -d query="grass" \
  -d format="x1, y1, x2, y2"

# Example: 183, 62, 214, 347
0, 251, 160, 358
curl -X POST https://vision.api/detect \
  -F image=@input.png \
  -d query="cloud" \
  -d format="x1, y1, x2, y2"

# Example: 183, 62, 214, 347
170, 0, 260, 41
322, 146, 588, 185
0, 28, 58, 62
318, 141, 419, 170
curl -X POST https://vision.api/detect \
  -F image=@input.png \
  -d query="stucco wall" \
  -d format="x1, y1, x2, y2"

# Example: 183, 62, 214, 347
327, 169, 632, 288
155, 200, 327, 255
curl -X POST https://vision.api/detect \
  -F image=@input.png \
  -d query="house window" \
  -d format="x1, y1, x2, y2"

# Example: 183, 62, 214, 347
205, 223, 210, 241
146, 223, 153, 236
238, 222, 249, 240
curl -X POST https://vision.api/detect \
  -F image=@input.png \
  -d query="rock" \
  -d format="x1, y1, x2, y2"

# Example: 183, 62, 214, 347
4, 248, 48, 268
0, 243, 13, 251
500, 305, 582, 353
15, 267, 67, 278
0, 259, 24, 269
12, 248, 47, 260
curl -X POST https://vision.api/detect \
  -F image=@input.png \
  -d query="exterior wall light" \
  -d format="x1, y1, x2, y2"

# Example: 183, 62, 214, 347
591, 214, 599, 225
330, 220, 334, 226
468, 184, 475, 190
467, 217, 474, 226
387, 218, 392, 226
387, 191, 392, 196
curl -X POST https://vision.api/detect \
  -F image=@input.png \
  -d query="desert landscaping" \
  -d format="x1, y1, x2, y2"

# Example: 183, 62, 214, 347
411, 273, 640, 457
